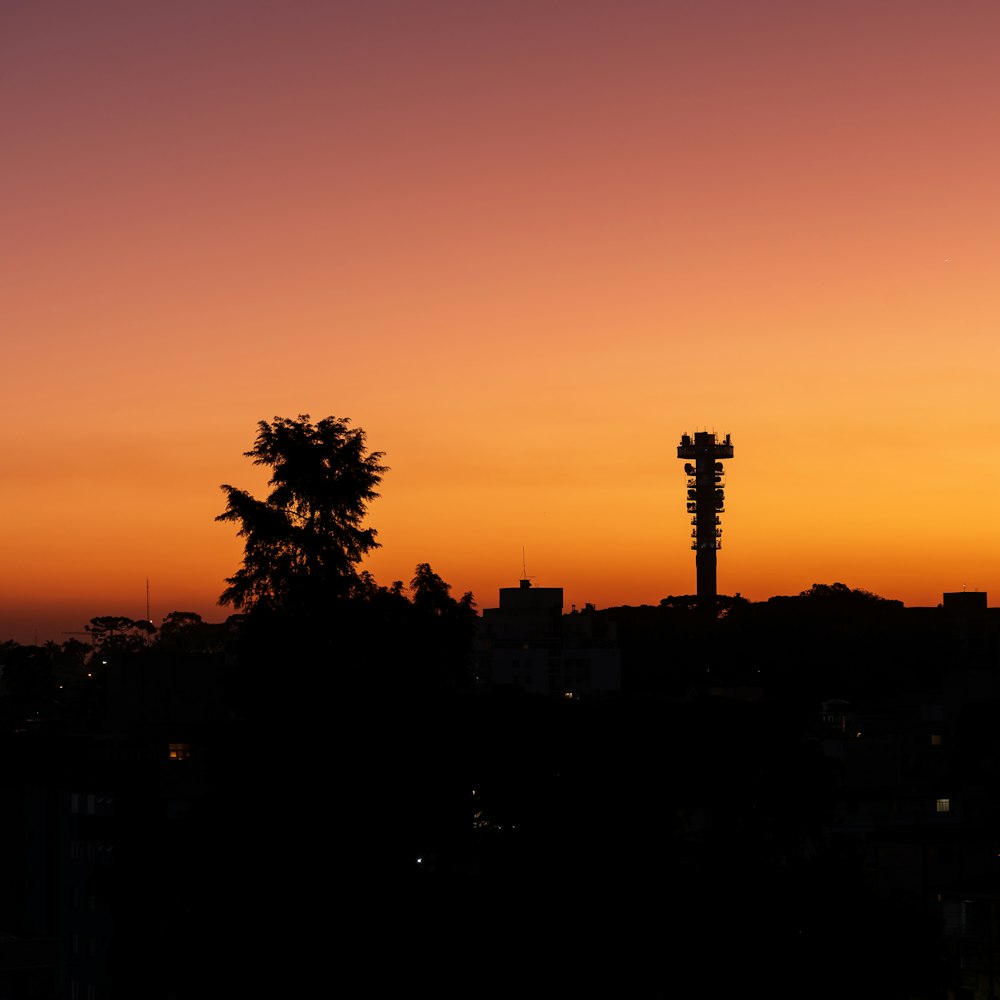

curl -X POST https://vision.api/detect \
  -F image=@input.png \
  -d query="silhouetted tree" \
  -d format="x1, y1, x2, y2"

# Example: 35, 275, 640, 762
798, 582, 895, 603
410, 562, 473, 616
217, 414, 387, 612
155, 611, 235, 654
85, 616, 155, 654
407, 563, 477, 690
659, 593, 749, 618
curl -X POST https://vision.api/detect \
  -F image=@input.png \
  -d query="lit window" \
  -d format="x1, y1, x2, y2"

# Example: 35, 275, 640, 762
168, 743, 191, 761
931, 734, 942, 746
936, 798, 951, 813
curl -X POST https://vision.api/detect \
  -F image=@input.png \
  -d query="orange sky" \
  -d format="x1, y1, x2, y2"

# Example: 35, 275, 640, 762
3, 0, 999, 642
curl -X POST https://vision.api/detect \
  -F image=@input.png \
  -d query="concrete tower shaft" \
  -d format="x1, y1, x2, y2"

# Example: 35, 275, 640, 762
677, 431, 734, 602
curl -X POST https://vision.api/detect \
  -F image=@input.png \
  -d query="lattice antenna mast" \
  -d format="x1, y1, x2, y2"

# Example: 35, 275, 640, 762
677, 431, 734, 603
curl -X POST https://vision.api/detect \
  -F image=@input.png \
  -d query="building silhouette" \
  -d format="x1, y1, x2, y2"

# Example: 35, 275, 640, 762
478, 579, 620, 696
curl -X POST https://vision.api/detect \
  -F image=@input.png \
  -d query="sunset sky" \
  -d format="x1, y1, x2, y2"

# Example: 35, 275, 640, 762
3, 0, 999, 642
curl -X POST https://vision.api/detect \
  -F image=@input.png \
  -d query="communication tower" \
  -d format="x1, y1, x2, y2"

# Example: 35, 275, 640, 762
677, 431, 734, 602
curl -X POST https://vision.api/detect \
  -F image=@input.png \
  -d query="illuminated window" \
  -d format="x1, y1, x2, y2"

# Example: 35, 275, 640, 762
936, 798, 951, 814
931, 734, 942, 746
168, 743, 191, 761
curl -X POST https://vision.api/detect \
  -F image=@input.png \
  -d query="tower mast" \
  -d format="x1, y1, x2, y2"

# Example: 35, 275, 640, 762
677, 431, 734, 603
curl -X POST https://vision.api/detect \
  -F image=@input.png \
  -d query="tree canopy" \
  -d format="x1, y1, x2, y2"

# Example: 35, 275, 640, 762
217, 414, 387, 611
797, 582, 895, 603
410, 562, 475, 617
86, 616, 156, 654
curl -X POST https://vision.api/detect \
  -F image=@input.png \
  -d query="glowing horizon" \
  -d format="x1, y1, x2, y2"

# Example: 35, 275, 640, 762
3, 1, 999, 643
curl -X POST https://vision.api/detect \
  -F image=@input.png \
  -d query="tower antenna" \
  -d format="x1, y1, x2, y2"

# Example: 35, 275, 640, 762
520, 547, 534, 588
146, 578, 151, 623
677, 431, 734, 606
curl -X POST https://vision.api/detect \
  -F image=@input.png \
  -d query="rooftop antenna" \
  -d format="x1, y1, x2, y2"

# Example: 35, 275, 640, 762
146, 578, 151, 623
520, 547, 533, 589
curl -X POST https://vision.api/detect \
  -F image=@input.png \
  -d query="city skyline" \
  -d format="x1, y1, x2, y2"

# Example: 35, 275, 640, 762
4, 1, 999, 642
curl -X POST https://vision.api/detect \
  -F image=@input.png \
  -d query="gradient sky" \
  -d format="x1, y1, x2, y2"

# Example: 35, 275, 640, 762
3, 0, 999, 642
